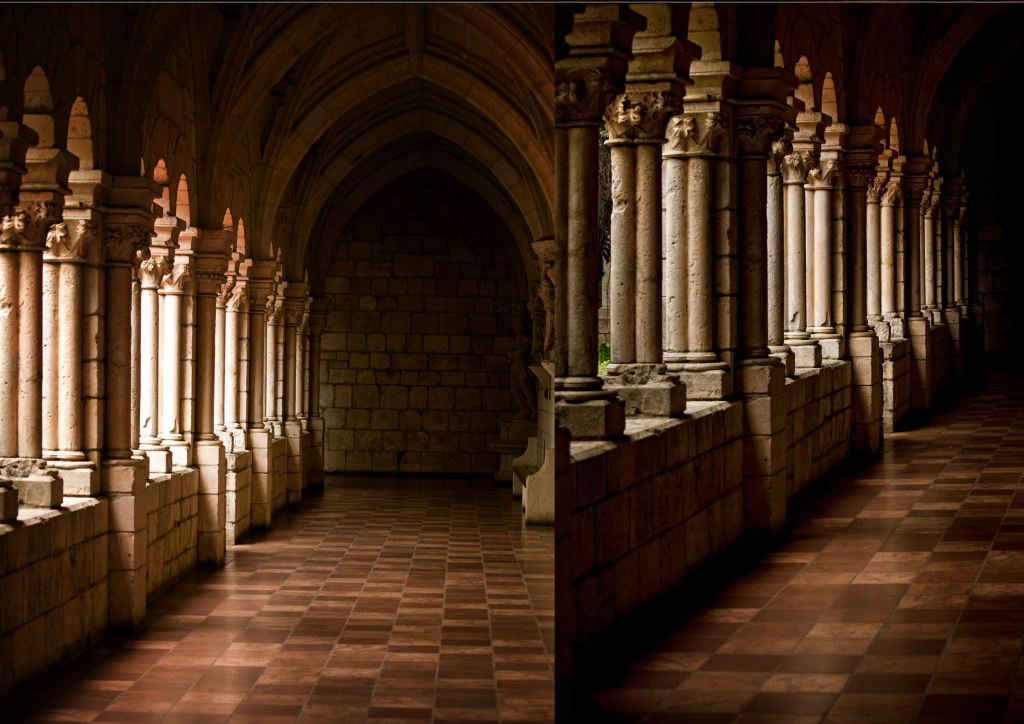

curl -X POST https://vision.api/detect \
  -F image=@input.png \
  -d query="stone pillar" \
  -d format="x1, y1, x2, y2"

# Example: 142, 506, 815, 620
781, 150, 819, 369
553, 5, 640, 439
955, 192, 968, 310
846, 140, 883, 459
766, 138, 794, 375
246, 278, 273, 528
602, 92, 685, 416
735, 111, 792, 534
159, 261, 192, 465
265, 295, 281, 435
282, 298, 303, 505
41, 217, 100, 494
866, 177, 884, 325
137, 256, 169, 470
214, 278, 231, 432
939, 180, 963, 387
902, 168, 932, 412
922, 189, 937, 321
663, 110, 731, 397
307, 299, 328, 488
223, 281, 245, 435
101, 187, 160, 629
822, 126, 849, 341
193, 259, 228, 566
880, 178, 902, 335
807, 161, 844, 358
892, 155, 907, 322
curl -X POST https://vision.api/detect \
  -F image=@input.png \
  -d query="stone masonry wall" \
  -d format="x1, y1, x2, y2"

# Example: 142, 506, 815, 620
882, 339, 912, 432
144, 469, 199, 599
568, 402, 745, 646
0, 499, 109, 692
320, 188, 518, 475
786, 361, 853, 500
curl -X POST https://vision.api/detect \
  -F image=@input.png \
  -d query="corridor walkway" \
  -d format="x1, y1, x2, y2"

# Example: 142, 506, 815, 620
577, 371, 1024, 723
10, 476, 554, 724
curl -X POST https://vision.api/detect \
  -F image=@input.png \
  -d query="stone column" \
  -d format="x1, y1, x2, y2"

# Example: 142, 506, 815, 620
922, 189, 937, 321
223, 281, 245, 434
193, 262, 227, 565
955, 193, 968, 310
214, 278, 232, 431
902, 168, 931, 412
781, 150, 819, 368
159, 261, 192, 464
866, 177, 884, 326
880, 178, 902, 335
553, 6, 639, 440
766, 138, 794, 375
264, 296, 281, 435
101, 191, 159, 629
846, 159, 876, 339
601, 91, 685, 416
283, 299, 303, 505
307, 299, 328, 488
137, 255, 169, 470
40, 218, 100, 494
807, 161, 844, 358
247, 279, 273, 528
663, 110, 730, 397
939, 181, 963, 387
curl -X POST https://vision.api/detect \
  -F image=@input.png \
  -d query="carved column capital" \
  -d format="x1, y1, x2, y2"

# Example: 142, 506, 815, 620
44, 218, 96, 261
866, 176, 885, 203
604, 90, 680, 143
555, 68, 619, 126
103, 223, 153, 266
248, 284, 273, 316
194, 266, 227, 296
845, 161, 877, 190
665, 111, 728, 157
216, 277, 235, 305
307, 311, 327, 336
226, 279, 247, 312
735, 115, 788, 156
15, 199, 62, 248
0, 209, 29, 247
767, 137, 793, 175
781, 151, 816, 185
806, 160, 839, 190
138, 257, 170, 289
160, 261, 192, 294
881, 178, 902, 207
282, 300, 305, 326
902, 177, 930, 207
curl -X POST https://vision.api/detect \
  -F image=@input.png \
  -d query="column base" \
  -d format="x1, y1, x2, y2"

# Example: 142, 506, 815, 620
810, 333, 845, 359
46, 459, 99, 496
883, 313, 905, 338
0, 457, 63, 508
140, 443, 172, 474
555, 392, 625, 440
767, 346, 795, 378
603, 363, 687, 416
788, 340, 821, 370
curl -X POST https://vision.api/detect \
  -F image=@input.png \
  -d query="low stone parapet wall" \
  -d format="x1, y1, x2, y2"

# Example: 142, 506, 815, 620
882, 338, 911, 431
786, 361, 853, 500
145, 468, 199, 599
567, 401, 744, 647
225, 450, 252, 545
0, 498, 109, 692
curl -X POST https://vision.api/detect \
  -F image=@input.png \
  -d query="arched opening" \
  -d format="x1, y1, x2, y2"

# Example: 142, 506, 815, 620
890, 117, 900, 153
175, 175, 191, 227
794, 55, 814, 110
821, 71, 838, 121
67, 97, 93, 170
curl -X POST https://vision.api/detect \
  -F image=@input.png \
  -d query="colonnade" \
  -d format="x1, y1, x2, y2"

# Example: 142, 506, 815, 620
0, 108, 328, 627
554, 4, 975, 446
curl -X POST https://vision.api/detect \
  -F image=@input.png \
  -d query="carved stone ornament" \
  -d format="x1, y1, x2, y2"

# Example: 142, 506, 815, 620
161, 262, 193, 293
735, 115, 787, 156
45, 219, 96, 260
1, 210, 28, 246
248, 285, 272, 312
781, 151, 816, 185
920, 188, 935, 217
767, 137, 793, 174
104, 224, 154, 265
604, 91, 680, 142
806, 160, 839, 189
217, 277, 235, 304
283, 302, 304, 326
881, 178, 902, 206
16, 200, 61, 247
866, 176, 886, 203
902, 177, 930, 206
555, 68, 617, 125
195, 268, 226, 296
845, 161, 877, 189
297, 315, 309, 335
138, 257, 170, 288
267, 300, 283, 324
666, 112, 728, 156
226, 282, 247, 312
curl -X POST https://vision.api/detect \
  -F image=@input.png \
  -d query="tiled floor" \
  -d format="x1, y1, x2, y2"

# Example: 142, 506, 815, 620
11, 475, 554, 723
575, 371, 1024, 723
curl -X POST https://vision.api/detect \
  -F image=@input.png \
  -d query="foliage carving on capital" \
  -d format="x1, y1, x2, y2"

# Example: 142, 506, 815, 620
217, 277, 235, 304
666, 112, 727, 156
248, 285, 272, 315
104, 224, 154, 265
735, 115, 787, 156
806, 160, 839, 189
161, 262, 193, 293
555, 68, 618, 125
767, 138, 793, 174
920, 188, 936, 217
226, 282, 247, 312
283, 302, 304, 326
138, 257, 170, 288
16, 200, 61, 247
1, 210, 28, 246
845, 161, 876, 189
902, 177, 929, 206
195, 268, 226, 296
45, 219, 96, 260
297, 315, 309, 335
604, 91, 679, 142
781, 152, 816, 185
881, 178, 902, 206
866, 177, 886, 203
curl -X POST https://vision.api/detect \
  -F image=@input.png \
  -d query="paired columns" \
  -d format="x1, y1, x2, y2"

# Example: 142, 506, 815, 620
781, 150, 820, 369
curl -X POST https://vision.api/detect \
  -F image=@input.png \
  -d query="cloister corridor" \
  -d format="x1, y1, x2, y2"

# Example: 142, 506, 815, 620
8, 477, 554, 724
565, 371, 1024, 724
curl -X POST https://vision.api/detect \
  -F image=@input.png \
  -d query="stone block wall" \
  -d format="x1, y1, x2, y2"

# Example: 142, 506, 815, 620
144, 469, 199, 599
977, 230, 1024, 353
930, 323, 949, 399
0, 499, 109, 692
225, 451, 252, 545
786, 361, 853, 500
882, 339, 911, 431
271, 437, 287, 515
320, 188, 520, 475
567, 402, 744, 646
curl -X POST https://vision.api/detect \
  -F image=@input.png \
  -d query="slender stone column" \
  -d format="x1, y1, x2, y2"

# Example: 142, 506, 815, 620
247, 279, 273, 528
602, 91, 685, 416
766, 138, 794, 375
297, 314, 308, 422
265, 297, 280, 434
307, 299, 328, 488
137, 256, 169, 467
159, 262, 192, 455
880, 179, 902, 335
807, 161, 843, 358
131, 271, 141, 453
282, 299, 303, 505
901, 168, 932, 412
866, 177, 884, 325
804, 181, 815, 329
553, 6, 639, 440
846, 161, 876, 338
781, 151, 819, 368
214, 279, 232, 431
663, 111, 730, 398
223, 282, 245, 432
922, 189, 936, 319
955, 193, 968, 308
941, 192, 959, 311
